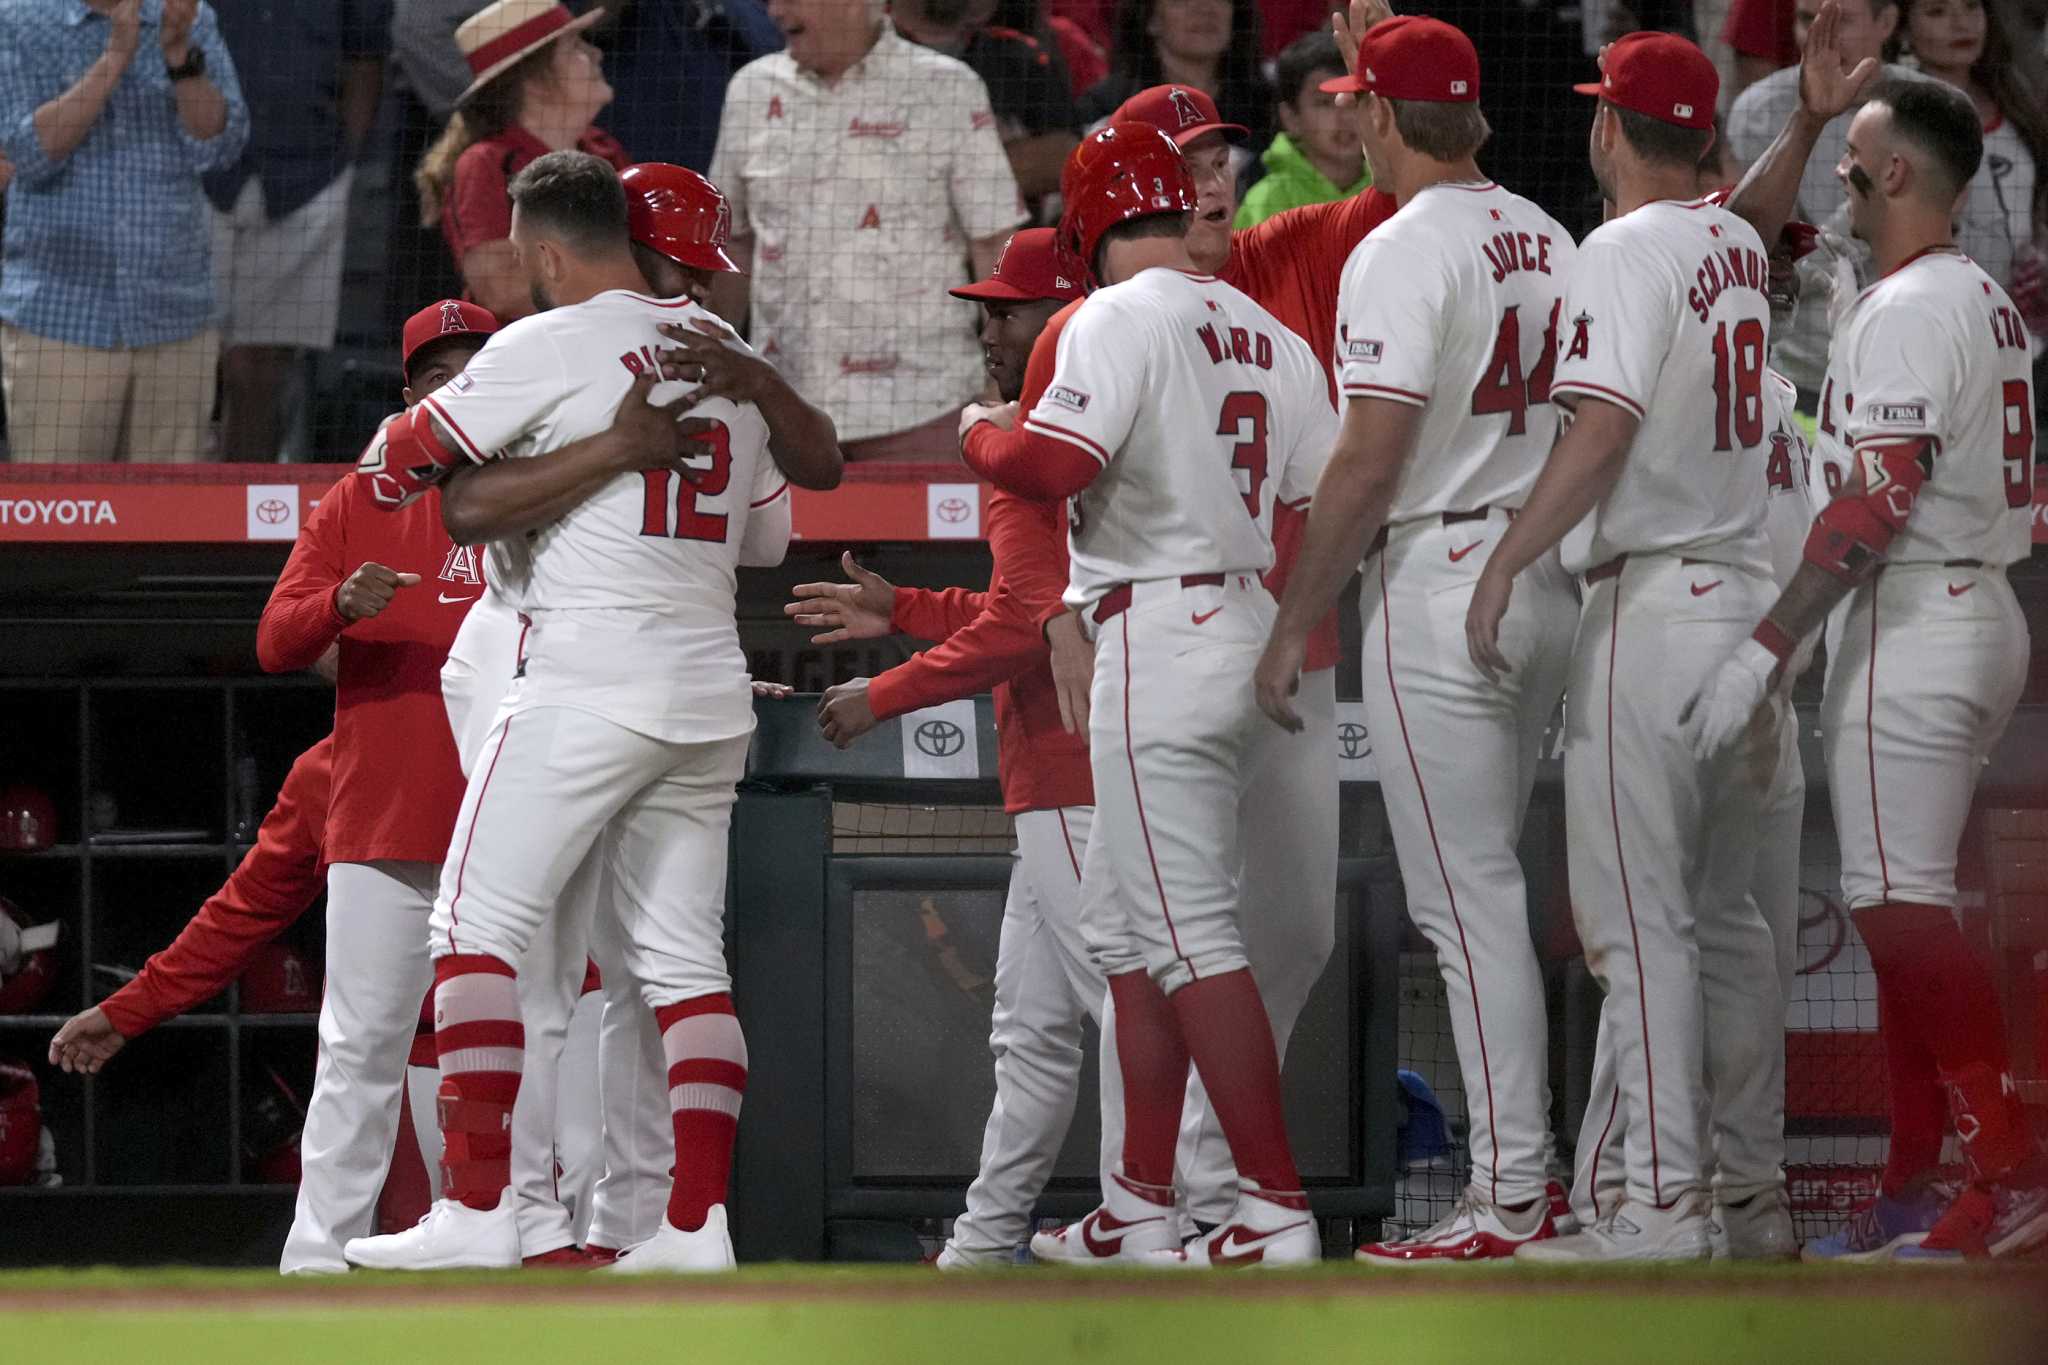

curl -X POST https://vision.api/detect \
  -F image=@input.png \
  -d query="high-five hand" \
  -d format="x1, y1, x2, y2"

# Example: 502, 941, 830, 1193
785, 551, 898, 643
1799, 0, 1881, 121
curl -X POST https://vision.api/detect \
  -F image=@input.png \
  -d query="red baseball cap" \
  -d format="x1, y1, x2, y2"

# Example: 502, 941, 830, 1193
1320, 16, 1480, 103
950, 228, 1086, 304
401, 299, 498, 378
1573, 30, 1717, 131
1110, 84, 1247, 148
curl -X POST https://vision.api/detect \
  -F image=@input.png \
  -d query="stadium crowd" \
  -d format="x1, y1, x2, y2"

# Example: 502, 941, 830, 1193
3, 0, 2043, 464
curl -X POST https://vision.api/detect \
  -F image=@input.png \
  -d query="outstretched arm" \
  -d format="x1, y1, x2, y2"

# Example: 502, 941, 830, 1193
1724, 0, 1879, 248
438, 373, 709, 545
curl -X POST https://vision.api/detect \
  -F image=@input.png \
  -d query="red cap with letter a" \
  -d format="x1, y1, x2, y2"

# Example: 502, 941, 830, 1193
950, 228, 1086, 305
1572, 30, 1717, 130
1320, 16, 1480, 102
1109, 84, 1248, 148
401, 299, 499, 380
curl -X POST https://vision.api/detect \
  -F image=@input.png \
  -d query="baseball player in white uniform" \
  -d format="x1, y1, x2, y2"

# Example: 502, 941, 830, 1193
1568, 214, 1828, 1263
962, 122, 1337, 1268
1466, 32, 1779, 1262
1252, 15, 1579, 1265
1693, 71, 2043, 1260
340, 150, 798, 1273
425, 161, 829, 1263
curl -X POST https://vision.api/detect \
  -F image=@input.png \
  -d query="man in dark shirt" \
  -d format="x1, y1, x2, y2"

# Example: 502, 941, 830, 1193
575, 0, 782, 173
205, 0, 391, 461
893, 0, 1080, 208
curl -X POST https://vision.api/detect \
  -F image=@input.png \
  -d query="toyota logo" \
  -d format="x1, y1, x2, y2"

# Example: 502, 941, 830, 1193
255, 498, 292, 525
1337, 722, 1370, 761
914, 719, 966, 757
935, 497, 972, 525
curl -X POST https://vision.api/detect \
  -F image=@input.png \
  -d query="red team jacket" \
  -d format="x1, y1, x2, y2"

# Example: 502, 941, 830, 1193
255, 476, 475, 865
869, 305, 1094, 815
99, 736, 333, 1038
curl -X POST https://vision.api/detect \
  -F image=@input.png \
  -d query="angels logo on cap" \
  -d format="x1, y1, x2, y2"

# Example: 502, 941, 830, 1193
1168, 87, 1202, 128
438, 300, 472, 335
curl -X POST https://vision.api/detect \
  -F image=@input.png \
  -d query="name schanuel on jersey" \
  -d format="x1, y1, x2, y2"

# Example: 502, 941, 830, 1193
1687, 241, 1769, 322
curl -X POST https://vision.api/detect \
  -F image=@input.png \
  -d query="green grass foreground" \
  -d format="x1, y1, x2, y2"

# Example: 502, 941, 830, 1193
2, 1264, 2042, 1365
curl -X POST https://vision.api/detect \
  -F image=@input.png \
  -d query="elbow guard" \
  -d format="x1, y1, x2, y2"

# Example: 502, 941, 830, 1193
357, 406, 465, 510
1800, 437, 1934, 582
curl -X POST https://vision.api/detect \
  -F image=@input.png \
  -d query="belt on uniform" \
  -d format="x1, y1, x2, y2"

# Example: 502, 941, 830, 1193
1366, 507, 1497, 559
1091, 574, 1225, 625
1581, 552, 1721, 585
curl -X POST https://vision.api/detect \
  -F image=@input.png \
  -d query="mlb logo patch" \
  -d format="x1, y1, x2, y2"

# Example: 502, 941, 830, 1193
1450, 80, 1468, 96
1674, 103, 1694, 119
1345, 338, 1384, 364
1048, 385, 1090, 413
1873, 402, 1928, 425
449, 373, 475, 394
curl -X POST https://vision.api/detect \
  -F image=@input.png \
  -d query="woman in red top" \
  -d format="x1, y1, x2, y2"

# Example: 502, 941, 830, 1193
415, 1, 630, 322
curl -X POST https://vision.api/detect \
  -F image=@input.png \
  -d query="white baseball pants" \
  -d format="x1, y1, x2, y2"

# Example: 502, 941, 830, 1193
1564, 554, 1777, 1209
1361, 514, 1576, 1208
585, 872, 679, 1253
1822, 563, 2027, 912
1172, 666, 1339, 1226
1079, 574, 1274, 993
281, 859, 437, 1273
949, 806, 1117, 1256
1573, 689, 1803, 1221
431, 700, 750, 1006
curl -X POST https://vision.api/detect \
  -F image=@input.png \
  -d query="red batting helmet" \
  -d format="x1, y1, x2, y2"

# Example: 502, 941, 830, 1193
239, 941, 319, 1014
0, 897, 59, 1015
0, 784, 58, 852
1056, 122, 1197, 286
0, 1060, 42, 1185
622, 163, 743, 275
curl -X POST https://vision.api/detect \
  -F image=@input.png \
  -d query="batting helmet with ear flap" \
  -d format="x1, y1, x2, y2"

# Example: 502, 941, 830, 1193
0, 896, 59, 1015
1056, 121, 1197, 287
622, 162, 744, 275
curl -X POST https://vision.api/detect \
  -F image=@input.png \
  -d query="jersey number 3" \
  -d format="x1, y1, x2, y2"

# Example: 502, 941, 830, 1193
638, 420, 732, 541
1218, 391, 1268, 518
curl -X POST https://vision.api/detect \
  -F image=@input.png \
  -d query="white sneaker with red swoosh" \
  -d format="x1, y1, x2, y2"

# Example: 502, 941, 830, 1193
1354, 1188, 1555, 1266
1029, 1173, 1180, 1266
1151, 1186, 1318, 1269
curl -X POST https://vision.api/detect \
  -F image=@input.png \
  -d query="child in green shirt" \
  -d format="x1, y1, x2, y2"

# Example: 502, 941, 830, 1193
1235, 29, 1373, 229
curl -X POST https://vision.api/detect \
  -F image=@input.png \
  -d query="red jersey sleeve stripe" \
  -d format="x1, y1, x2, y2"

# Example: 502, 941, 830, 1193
421, 395, 491, 465
1341, 382, 1429, 406
751, 480, 790, 508
1022, 417, 1111, 467
1551, 381, 1646, 420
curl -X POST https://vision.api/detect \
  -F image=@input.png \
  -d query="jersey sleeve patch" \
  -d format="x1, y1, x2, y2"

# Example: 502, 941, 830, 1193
1046, 385, 1090, 414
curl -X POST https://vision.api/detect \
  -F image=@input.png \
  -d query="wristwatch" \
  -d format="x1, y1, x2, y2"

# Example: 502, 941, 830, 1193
166, 48, 206, 82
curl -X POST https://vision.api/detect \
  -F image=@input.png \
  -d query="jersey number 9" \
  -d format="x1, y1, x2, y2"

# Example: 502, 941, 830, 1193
638, 420, 733, 542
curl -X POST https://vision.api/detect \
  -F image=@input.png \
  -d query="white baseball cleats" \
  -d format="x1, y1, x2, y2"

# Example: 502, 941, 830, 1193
1030, 1173, 1183, 1266
343, 1193, 521, 1270
1514, 1190, 1712, 1263
1355, 1187, 1556, 1266
604, 1204, 738, 1273
1154, 1185, 1319, 1269
1710, 1188, 1797, 1261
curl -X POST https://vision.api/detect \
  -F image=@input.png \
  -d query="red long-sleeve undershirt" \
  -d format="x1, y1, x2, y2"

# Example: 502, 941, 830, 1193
99, 736, 333, 1038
